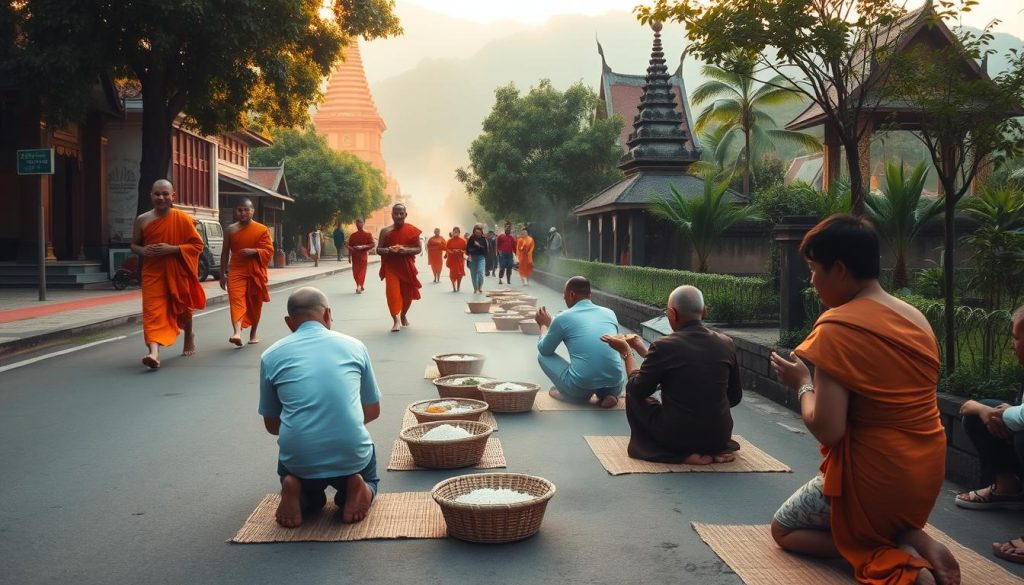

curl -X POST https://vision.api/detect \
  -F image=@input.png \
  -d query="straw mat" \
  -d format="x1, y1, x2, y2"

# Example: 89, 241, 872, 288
691, 522, 1024, 585
474, 321, 521, 333
533, 390, 625, 411
423, 364, 440, 379
584, 435, 791, 475
229, 492, 446, 543
387, 437, 507, 471
465, 306, 498, 314
401, 408, 498, 431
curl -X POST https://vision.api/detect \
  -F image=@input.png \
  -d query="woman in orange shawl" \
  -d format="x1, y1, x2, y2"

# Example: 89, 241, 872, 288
444, 227, 466, 292
426, 228, 447, 284
516, 228, 535, 286
769, 215, 959, 585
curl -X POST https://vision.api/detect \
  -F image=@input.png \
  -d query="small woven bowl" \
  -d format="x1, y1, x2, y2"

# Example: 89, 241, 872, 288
408, 398, 489, 424
432, 353, 486, 376
492, 314, 522, 331
400, 420, 494, 469
519, 320, 541, 335
478, 380, 541, 413
432, 374, 496, 400
467, 300, 492, 314
431, 473, 557, 543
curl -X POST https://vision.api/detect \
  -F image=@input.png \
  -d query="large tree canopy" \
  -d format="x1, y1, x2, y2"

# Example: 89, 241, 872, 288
456, 80, 622, 229
251, 127, 388, 244
4, 0, 401, 213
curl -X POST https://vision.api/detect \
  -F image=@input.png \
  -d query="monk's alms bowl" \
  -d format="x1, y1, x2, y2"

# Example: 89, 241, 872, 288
432, 353, 486, 376
400, 420, 494, 469
408, 398, 490, 424
432, 374, 497, 400
478, 380, 541, 413
431, 473, 556, 543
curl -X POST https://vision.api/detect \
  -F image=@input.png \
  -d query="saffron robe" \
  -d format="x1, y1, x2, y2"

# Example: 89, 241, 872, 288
141, 209, 207, 346
516, 235, 535, 278
795, 298, 945, 585
445, 236, 466, 282
347, 230, 374, 287
227, 221, 273, 329
378, 223, 422, 315
427, 235, 447, 274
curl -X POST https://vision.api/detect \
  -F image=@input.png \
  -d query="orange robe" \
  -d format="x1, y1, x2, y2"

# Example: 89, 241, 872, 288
427, 235, 447, 274
516, 235, 535, 278
141, 209, 207, 346
445, 236, 466, 282
378, 223, 422, 315
795, 298, 945, 585
347, 230, 374, 287
227, 221, 273, 329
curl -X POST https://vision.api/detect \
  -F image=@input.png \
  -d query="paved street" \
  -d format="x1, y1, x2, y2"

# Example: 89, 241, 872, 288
1, 255, 1022, 585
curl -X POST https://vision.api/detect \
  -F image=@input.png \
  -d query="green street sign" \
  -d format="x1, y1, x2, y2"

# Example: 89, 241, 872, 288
17, 149, 54, 175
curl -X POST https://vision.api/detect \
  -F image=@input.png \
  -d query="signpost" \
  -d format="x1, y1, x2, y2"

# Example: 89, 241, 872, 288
17, 149, 54, 301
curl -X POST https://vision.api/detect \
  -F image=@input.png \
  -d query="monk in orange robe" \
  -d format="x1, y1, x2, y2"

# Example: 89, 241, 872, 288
426, 228, 447, 284
516, 228, 535, 285
130, 179, 207, 369
346, 218, 375, 293
445, 227, 466, 292
376, 203, 422, 332
770, 215, 958, 585
220, 198, 274, 346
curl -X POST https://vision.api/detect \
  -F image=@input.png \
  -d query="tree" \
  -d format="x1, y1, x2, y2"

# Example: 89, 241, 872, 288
5, 0, 401, 214
638, 0, 915, 214
649, 171, 760, 272
691, 58, 820, 196
864, 162, 943, 290
456, 80, 623, 231
251, 127, 388, 245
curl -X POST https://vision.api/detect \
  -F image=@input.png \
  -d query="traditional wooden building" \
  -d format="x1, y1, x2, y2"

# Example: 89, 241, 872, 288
219, 165, 293, 246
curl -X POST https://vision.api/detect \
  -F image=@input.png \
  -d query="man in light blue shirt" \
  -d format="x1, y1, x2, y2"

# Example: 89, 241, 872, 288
259, 287, 381, 528
535, 276, 624, 408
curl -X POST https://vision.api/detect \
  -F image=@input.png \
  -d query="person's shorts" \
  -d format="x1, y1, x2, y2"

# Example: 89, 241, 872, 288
498, 253, 514, 269
277, 446, 380, 511
772, 473, 831, 531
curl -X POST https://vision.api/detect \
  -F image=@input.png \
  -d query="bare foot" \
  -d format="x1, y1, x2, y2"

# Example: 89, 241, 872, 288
682, 453, 714, 465
915, 568, 937, 585
599, 395, 619, 409
712, 452, 736, 463
182, 333, 197, 357
390, 320, 401, 333
141, 354, 160, 369
342, 474, 374, 523
275, 475, 303, 528
229, 335, 242, 347
401, 315, 409, 327
900, 529, 960, 585
248, 338, 261, 345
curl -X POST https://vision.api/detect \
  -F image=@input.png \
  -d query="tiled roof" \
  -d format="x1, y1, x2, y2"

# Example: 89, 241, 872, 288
574, 171, 740, 215
601, 70, 698, 152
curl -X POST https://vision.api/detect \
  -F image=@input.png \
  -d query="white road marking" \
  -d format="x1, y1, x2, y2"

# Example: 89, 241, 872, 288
0, 336, 128, 374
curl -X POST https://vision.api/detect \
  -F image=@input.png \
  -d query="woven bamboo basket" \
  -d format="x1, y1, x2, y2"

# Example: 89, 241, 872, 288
497, 300, 526, 311
432, 374, 495, 400
467, 300, 492, 314
518, 320, 541, 335
492, 314, 522, 331
432, 353, 486, 376
400, 420, 494, 469
478, 381, 541, 413
431, 473, 557, 543
511, 304, 535, 317
485, 289, 516, 297
516, 296, 538, 307
408, 398, 489, 424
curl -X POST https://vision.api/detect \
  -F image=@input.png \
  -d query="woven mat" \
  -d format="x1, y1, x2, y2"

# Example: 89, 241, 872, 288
387, 437, 507, 470
401, 408, 498, 431
474, 321, 522, 333
584, 435, 791, 475
423, 364, 440, 379
229, 492, 446, 543
692, 522, 1024, 585
533, 390, 626, 411
465, 306, 498, 314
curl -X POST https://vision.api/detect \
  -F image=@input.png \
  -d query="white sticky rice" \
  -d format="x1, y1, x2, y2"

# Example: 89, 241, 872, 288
454, 488, 534, 505
440, 354, 479, 361
490, 382, 530, 392
420, 424, 473, 441
415, 400, 477, 413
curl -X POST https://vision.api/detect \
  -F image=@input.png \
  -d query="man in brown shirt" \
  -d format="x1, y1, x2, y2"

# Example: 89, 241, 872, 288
602, 285, 742, 464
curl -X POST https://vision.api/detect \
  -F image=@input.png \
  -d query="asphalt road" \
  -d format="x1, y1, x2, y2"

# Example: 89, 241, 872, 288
1, 255, 1022, 585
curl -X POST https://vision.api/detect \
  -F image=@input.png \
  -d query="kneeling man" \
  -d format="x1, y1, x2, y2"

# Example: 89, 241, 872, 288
259, 287, 381, 527
603, 285, 742, 464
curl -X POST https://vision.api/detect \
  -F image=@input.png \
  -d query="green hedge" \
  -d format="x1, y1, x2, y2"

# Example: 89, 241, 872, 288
538, 257, 777, 324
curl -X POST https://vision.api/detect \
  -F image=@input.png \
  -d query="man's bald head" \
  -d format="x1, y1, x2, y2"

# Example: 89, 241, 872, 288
667, 285, 705, 326
565, 276, 591, 297
238, 198, 254, 209
287, 287, 330, 320
152, 179, 173, 192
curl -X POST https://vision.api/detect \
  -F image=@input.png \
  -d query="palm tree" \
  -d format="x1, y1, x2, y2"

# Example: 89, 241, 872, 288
649, 170, 760, 273
864, 162, 943, 290
691, 60, 821, 196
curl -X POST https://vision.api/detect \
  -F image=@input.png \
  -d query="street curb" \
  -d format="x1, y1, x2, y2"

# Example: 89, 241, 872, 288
0, 262, 366, 360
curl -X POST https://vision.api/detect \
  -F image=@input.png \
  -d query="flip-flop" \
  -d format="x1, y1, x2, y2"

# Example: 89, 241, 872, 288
993, 537, 1024, 564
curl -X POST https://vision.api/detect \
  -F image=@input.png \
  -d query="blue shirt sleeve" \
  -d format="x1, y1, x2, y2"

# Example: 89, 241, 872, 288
359, 345, 382, 405
1004, 405, 1024, 432
537, 313, 564, 356
258, 355, 282, 418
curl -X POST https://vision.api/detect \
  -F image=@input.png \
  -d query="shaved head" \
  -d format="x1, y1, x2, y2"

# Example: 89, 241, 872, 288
151, 179, 173, 192
668, 285, 704, 319
565, 276, 591, 297
238, 198, 254, 209
287, 287, 330, 320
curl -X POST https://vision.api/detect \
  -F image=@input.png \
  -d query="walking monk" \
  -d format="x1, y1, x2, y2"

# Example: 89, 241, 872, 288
376, 204, 422, 332
445, 227, 466, 292
426, 228, 446, 284
516, 227, 535, 286
130, 179, 206, 369
220, 198, 274, 346
346, 218, 374, 294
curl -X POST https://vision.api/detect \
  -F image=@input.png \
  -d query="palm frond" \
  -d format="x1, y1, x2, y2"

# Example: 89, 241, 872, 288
765, 129, 823, 153
694, 100, 742, 133
691, 80, 741, 106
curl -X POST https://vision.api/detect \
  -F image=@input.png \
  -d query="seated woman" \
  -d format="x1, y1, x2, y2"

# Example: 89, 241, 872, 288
770, 214, 959, 585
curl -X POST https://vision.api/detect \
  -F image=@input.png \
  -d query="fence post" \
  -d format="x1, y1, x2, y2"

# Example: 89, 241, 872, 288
774, 216, 818, 334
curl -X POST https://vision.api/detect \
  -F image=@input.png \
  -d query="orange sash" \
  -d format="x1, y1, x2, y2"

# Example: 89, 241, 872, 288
141, 209, 207, 346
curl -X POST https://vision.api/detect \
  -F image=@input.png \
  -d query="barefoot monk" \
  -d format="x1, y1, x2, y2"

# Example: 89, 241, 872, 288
220, 198, 274, 346
131, 179, 206, 369
376, 203, 422, 332
445, 227, 466, 293
426, 228, 446, 284
346, 218, 374, 294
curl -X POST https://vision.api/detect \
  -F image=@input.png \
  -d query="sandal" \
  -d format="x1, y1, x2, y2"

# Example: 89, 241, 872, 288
955, 483, 1024, 510
993, 538, 1024, 564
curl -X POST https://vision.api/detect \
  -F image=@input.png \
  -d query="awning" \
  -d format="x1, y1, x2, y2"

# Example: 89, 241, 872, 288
218, 173, 295, 203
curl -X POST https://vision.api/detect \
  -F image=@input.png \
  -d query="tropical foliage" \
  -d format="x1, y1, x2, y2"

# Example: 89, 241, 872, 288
960, 188, 1024, 311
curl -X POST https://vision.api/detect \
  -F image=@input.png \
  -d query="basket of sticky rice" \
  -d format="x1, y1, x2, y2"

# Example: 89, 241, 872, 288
467, 300, 492, 314
497, 297, 525, 309
431, 473, 556, 543
485, 288, 516, 297
432, 353, 486, 376
400, 420, 494, 469
510, 304, 536, 317
515, 295, 538, 307
478, 381, 541, 413
519, 320, 541, 335
432, 374, 496, 400
492, 312, 522, 331
409, 398, 489, 424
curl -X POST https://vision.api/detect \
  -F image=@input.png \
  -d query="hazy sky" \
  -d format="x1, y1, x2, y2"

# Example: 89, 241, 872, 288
402, 0, 1024, 38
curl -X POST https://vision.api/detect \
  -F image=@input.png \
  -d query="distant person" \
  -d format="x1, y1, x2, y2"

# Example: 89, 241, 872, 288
535, 276, 624, 408
602, 285, 741, 464
345, 218, 374, 294
131, 179, 206, 369
376, 204, 422, 332
220, 198, 274, 346
332, 224, 346, 262
485, 228, 498, 277
426, 228, 447, 284
496, 223, 516, 285
547, 227, 564, 257
516, 227, 535, 286
445, 226, 466, 293
259, 287, 381, 528
466, 224, 488, 294
307, 225, 324, 268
